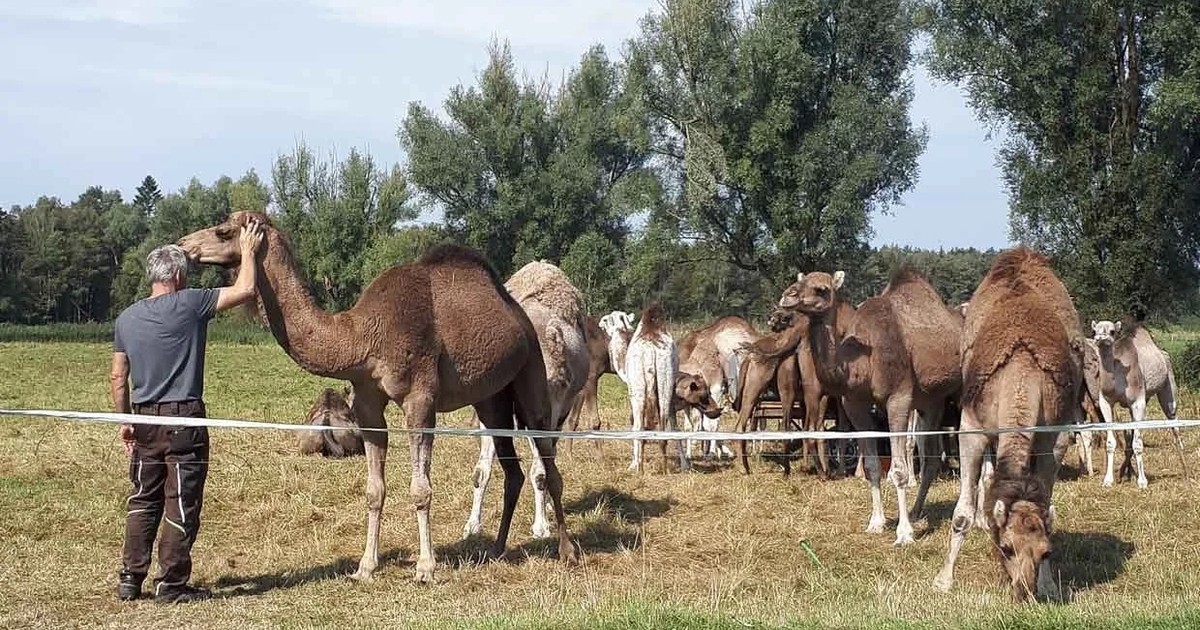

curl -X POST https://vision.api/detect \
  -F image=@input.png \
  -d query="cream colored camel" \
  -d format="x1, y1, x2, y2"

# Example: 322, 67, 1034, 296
625, 303, 683, 472
776, 267, 963, 546
934, 247, 1084, 602
465, 261, 590, 540
178, 212, 578, 584
1089, 320, 1188, 488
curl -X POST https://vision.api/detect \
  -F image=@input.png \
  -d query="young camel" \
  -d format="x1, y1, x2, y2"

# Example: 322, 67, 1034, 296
464, 261, 590, 540
178, 212, 579, 584
776, 267, 963, 546
1089, 320, 1189, 488
625, 303, 685, 472
297, 386, 365, 458
934, 246, 1085, 603
563, 316, 616, 453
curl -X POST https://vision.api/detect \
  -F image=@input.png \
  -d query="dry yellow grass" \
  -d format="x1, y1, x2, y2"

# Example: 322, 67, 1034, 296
2, 341, 1200, 629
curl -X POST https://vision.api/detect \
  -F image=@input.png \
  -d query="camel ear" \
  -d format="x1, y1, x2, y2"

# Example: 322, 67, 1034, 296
796, 272, 805, 283
1113, 321, 1122, 334
1090, 320, 1098, 332
832, 270, 845, 289
993, 500, 1008, 528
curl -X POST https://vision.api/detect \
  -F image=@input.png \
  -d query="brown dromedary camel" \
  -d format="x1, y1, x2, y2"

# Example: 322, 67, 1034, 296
776, 267, 963, 546
1089, 320, 1188, 488
735, 307, 833, 478
465, 260, 590, 540
563, 315, 624, 454
298, 386, 365, 458
934, 247, 1085, 602
676, 315, 758, 459
178, 212, 578, 584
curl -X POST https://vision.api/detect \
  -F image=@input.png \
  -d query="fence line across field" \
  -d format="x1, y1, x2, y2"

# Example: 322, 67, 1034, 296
2, 407, 1199, 442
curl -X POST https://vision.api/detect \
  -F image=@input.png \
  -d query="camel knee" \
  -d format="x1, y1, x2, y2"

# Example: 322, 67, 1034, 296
950, 513, 973, 536
410, 480, 432, 511
887, 463, 909, 488
1106, 433, 1117, 453
365, 478, 386, 512
470, 464, 490, 490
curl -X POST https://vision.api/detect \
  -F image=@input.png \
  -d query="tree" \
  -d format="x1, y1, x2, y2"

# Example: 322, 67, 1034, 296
270, 143, 412, 309
133, 175, 164, 216
919, 0, 1200, 320
400, 40, 656, 277
624, 0, 927, 286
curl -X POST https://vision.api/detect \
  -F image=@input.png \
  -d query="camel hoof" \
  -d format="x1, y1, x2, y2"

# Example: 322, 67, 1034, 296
462, 522, 482, 540
1101, 477, 1114, 488
932, 573, 953, 593
413, 559, 436, 584
893, 531, 915, 547
865, 519, 886, 535
559, 540, 581, 565
349, 567, 375, 583
1137, 478, 1148, 490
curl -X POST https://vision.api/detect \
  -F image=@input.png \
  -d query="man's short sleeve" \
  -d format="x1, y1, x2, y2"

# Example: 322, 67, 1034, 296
187, 288, 220, 321
113, 317, 125, 353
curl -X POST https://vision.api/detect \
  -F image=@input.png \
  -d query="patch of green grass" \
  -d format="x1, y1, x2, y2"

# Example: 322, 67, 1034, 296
2, 340, 1200, 629
0, 318, 275, 345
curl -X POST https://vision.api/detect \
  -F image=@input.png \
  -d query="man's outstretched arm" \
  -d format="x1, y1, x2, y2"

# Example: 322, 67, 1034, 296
215, 218, 265, 313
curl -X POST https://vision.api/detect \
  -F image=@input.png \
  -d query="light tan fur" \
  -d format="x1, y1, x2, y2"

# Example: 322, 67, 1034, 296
297, 386, 365, 458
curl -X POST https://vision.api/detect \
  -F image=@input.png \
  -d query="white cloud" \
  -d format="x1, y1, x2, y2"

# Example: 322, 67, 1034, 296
0, 0, 193, 26
309, 0, 656, 50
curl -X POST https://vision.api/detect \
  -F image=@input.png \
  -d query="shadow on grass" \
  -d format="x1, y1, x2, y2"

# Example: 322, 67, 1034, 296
912, 499, 956, 537
212, 548, 410, 598
564, 485, 674, 524
1054, 530, 1135, 598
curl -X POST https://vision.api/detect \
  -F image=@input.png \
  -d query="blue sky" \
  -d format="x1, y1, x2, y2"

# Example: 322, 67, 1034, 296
0, 0, 1013, 251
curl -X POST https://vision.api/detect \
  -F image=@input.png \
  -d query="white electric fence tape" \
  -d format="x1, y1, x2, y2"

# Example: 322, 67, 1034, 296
1, 407, 1198, 442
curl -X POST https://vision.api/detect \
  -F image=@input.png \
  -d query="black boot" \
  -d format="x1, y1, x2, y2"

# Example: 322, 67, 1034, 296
154, 584, 213, 604
117, 571, 143, 601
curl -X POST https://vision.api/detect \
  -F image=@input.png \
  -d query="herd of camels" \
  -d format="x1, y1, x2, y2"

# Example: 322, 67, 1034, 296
177, 211, 1190, 603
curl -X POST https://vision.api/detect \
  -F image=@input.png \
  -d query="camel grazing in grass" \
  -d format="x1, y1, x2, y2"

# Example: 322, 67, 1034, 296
464, 261, 590, 540
297, 386, 365, 458
776, 267, 963, 546
676, 315, 757, 459
673, 370, 724, 457
625, 302, 685, 472
1089, 319, 1188, 488
934, 246, 1086, 603
735, 307, 834, 478
178, 212, 578, 584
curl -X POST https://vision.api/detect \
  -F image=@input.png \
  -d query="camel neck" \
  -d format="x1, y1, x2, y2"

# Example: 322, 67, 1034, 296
807, 314, 848, 393
255, 231, 363, 378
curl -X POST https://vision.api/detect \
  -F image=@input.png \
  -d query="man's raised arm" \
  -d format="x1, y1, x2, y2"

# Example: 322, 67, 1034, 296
215, 219, 264, 313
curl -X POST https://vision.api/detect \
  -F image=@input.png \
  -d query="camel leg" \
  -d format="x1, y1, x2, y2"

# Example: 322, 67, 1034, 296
530, 435, 580, 564
350, 387, 387, 582
405, 393, 438, 584
628, 387, 645, 473
1130, 396, 1149, 489
564, 392, 584, 456
734, 363, 769, 476
905, 409, 919, 489
1077, 431, 1094, 477
1160, 362, 1189, 480
463, 421, 494, 539
843, 398, 886, 534
933, 424, 987, 592
910, 403, 942, 523
884, 397, 917, 546
974, 451, 993, 530
1098, 395, 1117, 487
808, 393, 831, 479
527, 436, 552, 538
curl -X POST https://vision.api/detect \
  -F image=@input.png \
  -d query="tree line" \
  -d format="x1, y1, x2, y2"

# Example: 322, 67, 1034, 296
2, 0, 1197, 326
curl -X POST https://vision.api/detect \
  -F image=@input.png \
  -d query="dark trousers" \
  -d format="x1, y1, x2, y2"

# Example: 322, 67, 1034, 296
121, 400, 209, 595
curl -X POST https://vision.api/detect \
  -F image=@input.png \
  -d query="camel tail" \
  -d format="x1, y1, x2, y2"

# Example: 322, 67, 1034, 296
642, 367, 660, 432
1161, 352, 1188, 479
543, 322, 572, 390
732, 353, 752, 412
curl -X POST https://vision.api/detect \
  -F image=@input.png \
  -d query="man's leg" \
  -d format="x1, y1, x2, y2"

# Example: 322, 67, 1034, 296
153, 401, 211, 603
119, 424, 167, 601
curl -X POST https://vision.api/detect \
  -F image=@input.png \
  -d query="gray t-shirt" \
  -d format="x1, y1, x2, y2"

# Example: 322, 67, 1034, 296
113, 288, 219, 405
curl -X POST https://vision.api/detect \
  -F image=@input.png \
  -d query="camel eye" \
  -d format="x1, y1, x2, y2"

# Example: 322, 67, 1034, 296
689, 382, 698, 391
215, 226, 236, 239
999, 544, 1015, 559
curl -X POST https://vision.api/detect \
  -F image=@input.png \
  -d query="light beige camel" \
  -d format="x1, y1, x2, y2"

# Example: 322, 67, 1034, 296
563, 315, 622, 454
465, 261, 590, 539
934, 246, 1086, 602
1089, 320, 1188, 488
297, 386, 365, 458
178, 212, 578, 584
776, 267, 963, 546
675, 315, 757, 459
624, 303, 684, 472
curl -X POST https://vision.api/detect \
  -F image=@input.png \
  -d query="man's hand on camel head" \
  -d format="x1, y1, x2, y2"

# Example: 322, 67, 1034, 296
240, 219, 264, 255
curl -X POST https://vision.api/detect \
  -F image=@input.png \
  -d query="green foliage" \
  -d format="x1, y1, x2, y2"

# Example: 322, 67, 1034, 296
1178, 341, 1200, 391
625, 0, 928, 286
359, 225, 447, 286
271, 142, 413, 310
918, 0, 1200, 321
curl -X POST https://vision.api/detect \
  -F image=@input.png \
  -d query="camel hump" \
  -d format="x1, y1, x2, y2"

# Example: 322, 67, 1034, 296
419, 243, 506, 289
505, 260, 586, 325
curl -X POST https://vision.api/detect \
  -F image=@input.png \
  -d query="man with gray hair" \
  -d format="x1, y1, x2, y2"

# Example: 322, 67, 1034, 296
109, 219, 263, 603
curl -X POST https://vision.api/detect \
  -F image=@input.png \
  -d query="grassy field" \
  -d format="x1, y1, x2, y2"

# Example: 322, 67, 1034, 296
3, 338, 1200, 629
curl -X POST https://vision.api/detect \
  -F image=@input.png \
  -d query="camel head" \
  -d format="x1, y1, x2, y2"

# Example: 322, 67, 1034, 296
599, 310, 635, 382
766, 307, 795, 333
989, 478, 1056, 603
675, 373, 722, 419
177, 211, 273, 267
1090, 319, 1121, 347
778, 270, 845, 315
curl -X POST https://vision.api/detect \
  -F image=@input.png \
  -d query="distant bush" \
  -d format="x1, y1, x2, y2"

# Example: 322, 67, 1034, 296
1179, 340, 1200, 391
0, 319, 273, 345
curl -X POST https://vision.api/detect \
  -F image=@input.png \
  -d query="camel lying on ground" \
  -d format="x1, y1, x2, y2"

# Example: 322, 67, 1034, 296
776, 267, 963, 546
179, 212, 579, 584
934, 246, 1086, 603
464, 261, 590, 540
297, 386, 365, 458
1088, 319, 1188, 488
